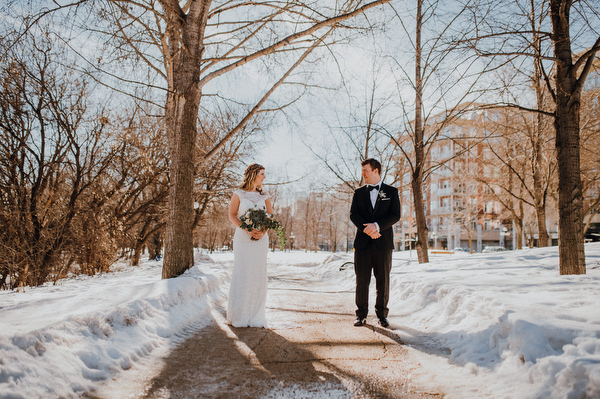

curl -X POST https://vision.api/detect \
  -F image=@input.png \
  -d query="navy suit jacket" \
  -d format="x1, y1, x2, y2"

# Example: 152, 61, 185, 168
350, 183, 401, 251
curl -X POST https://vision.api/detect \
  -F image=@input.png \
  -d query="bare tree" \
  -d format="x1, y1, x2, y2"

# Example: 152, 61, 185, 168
0, 32, 122, 288
489, 134, 528, 250
110, 110, 170, 266
475, 103, 557, 250
83, 0, 395, 278
529, 0, 554, 247
461, 0, 600, 273
310, 60, 400, 192
386, 0, 493, 263
327, 197, 347, 252
580, 67, 600, 234
549, 0, 599, 274
194, 200, 232, 253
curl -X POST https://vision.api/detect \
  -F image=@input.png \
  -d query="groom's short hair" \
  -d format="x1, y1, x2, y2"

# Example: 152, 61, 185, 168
361, 158, 381, 175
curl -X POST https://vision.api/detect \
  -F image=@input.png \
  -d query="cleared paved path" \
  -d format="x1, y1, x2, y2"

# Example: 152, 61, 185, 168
137, 266, 445, 398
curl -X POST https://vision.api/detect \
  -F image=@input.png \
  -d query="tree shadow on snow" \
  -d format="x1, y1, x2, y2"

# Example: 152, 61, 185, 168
385, 310, 573, 372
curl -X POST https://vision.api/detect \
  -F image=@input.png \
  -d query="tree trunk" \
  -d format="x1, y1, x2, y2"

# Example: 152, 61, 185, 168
550, 0, 586, 274
412, 175, 429, 262
534, 197, 549, 246
514, 209, 524, 250
507, 155, 524, 251
531, 14, 550, 248
156, 0, 393, 277
132, 243, 142, 267
162, 1, 210, 279
412, 0, 429, 263
148, 232, 163, 260
532, 111, 550, 247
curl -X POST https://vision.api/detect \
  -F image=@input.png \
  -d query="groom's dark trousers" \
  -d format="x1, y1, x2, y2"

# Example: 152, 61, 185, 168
350, 183, 400, 320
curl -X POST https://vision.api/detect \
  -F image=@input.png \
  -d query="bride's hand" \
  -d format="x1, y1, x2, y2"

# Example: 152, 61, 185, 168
250, 229, 264, 239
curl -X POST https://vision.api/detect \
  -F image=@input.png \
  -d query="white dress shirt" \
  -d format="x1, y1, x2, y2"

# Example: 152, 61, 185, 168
368, 181, 382, 208
368, 180, 382, 232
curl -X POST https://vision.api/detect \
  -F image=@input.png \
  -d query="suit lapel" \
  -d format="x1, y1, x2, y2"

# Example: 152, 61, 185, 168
363, 186, 374, 213
373, 184, 386, 214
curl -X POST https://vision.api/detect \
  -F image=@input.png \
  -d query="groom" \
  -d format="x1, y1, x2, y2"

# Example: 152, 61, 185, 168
350, 159, 400, 327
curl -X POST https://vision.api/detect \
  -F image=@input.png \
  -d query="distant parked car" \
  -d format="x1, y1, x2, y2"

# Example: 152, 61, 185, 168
584, 222, 600, 242
482, 246, 506, 253
453, 247, 470, 253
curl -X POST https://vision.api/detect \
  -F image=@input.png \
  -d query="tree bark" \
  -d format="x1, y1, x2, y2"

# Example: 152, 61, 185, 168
162, 1, 211, 279
532, 96, 550, 247
157, 0, 393, 278
507, 147, 524, 250
530, 6, 551, 248
412, 0, 429, 263
514, 218, 523, 250
533, 194, 549, 246
550, 0, 586, 274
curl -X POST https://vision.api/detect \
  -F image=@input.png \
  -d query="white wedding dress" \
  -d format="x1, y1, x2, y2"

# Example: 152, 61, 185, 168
227, 189, 270, 327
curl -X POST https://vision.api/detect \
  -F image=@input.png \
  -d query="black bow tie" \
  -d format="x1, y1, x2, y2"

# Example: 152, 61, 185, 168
368, 185, 379, 191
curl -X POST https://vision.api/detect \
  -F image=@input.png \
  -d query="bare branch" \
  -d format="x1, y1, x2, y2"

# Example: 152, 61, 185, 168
198, 0, 392, 88
199, 28, 334, 169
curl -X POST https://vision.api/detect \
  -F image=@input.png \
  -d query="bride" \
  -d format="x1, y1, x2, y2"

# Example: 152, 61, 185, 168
226, 163, 273, 327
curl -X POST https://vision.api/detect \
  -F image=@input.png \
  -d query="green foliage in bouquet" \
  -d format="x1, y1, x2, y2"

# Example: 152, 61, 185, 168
276, 227, 287, 251
239, 208, 284, 243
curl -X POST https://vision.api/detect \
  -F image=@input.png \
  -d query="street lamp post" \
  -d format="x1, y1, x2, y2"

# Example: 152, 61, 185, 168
500, 227, 511, 249
430, 232, 437, 250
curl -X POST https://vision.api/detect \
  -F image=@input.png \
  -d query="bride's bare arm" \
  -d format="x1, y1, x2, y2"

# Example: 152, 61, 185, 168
265, 198, 274, 214
228, 193, 241, 228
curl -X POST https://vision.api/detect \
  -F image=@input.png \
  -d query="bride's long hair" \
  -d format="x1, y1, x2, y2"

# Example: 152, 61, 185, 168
240, 163, 265, 193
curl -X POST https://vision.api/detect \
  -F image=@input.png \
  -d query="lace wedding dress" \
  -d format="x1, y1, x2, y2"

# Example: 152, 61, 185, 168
227, 189, 270, 327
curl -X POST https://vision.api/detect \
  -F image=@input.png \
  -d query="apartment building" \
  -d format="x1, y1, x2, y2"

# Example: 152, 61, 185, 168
396, 105, 514, 252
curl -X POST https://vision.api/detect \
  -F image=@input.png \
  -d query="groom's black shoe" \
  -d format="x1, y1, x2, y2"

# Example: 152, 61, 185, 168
378, 318, 389, 328
354, 317, 366, 327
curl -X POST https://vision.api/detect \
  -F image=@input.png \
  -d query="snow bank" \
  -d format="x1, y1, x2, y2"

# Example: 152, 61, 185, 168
0, 256, 229, 398
2, 245, 600, 398
387, 244, 600, 399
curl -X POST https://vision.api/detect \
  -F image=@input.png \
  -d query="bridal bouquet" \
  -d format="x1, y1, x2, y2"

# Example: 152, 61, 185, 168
239, 208, 282, 241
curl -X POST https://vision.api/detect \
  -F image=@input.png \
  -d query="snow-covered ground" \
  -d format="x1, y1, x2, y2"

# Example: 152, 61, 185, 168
1, 244, 600, 398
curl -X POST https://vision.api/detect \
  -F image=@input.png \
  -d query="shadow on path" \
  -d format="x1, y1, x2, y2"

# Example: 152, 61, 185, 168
140, 281, 445, 399
141, 311, 349, 399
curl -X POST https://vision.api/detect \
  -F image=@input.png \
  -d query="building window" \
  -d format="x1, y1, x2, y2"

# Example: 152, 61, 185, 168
468, 163, 475, 174
484, 201, 493, 213
484, 219, 492, 230
455, 199, 463, 210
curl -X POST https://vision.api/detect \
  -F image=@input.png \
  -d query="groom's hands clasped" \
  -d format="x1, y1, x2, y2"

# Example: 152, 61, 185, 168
363, 223, 381, 239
